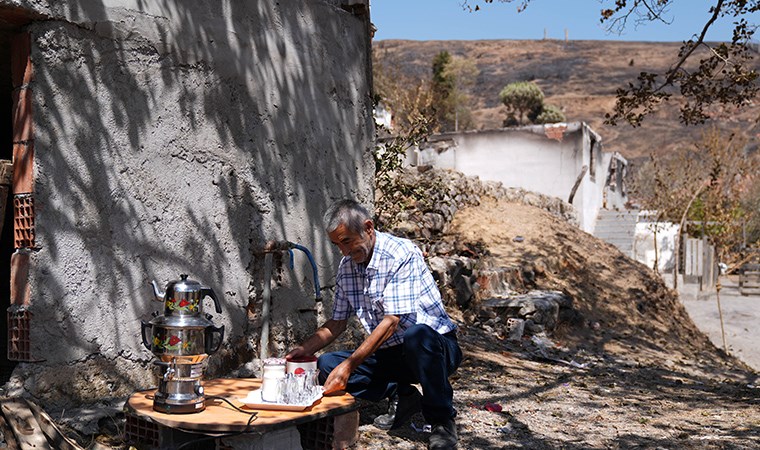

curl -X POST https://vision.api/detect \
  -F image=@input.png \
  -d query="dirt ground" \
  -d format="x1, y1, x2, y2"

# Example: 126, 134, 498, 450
354, 199, 760, 449
680, 278, 760, 371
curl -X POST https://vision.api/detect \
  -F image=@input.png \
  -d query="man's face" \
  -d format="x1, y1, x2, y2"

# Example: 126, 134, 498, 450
328, 220, 375, 264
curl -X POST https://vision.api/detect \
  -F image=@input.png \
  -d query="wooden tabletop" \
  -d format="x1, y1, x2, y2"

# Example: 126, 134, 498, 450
125, 378, 356, 433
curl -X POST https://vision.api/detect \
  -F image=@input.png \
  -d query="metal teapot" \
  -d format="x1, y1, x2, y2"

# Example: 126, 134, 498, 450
151, 274, 221, 317
142, 274, 225, 358
141, 313, 225, 358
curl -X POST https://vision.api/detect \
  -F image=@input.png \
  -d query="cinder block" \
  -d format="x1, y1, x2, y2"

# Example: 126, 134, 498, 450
219, 427, 304, 449
332, 410, 359, 450
13, 195, 35, 249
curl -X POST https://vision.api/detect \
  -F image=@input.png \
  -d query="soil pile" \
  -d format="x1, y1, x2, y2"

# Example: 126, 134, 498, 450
451, 199, 729, 369
356, 195, 760, 449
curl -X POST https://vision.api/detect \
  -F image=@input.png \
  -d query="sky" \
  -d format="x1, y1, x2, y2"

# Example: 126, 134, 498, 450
370, 0, 755, 42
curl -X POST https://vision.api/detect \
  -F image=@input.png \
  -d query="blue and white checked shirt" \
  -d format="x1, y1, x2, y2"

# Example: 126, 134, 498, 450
331, 231, 457, 348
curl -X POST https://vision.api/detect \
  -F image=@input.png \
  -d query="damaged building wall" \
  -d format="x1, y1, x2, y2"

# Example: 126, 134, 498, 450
575, 124, 605, 233
2, 0, 375, 407
413, 123, 616, 233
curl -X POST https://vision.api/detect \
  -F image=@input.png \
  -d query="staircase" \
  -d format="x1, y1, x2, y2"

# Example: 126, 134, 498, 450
593, 209, 639, 257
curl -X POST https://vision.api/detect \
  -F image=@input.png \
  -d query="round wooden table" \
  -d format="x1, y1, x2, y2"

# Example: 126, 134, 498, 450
125, 378, 356, 433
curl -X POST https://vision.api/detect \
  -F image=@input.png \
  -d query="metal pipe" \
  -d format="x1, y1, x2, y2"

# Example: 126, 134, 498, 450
259, 252, 273, 361
260, 240, 322, 302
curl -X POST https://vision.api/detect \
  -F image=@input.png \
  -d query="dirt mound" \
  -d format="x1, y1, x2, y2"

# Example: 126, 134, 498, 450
356, 196, 760, 449
450, 198, 741, 371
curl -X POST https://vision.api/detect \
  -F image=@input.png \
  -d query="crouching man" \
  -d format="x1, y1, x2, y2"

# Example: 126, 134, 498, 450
286, 199, 462, 449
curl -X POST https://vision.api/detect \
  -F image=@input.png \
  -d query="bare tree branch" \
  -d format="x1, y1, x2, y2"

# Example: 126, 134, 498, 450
462, 0, 760, 126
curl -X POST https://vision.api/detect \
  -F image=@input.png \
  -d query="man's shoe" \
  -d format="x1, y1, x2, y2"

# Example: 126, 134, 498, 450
373, 386, 422, 430
429, 419, 457, 450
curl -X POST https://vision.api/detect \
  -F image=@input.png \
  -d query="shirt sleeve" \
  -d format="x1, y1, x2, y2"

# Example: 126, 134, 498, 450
331, 263, 351, 321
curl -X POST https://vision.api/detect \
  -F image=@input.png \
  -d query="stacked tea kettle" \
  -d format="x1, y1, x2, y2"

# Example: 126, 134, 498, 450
141, 274, 224, 413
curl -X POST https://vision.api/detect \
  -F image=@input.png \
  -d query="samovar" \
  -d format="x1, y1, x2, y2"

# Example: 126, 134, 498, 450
141, 274, 224, 413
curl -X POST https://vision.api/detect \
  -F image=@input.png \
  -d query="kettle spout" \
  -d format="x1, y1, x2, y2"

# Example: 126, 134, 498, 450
151, 280, 166, 302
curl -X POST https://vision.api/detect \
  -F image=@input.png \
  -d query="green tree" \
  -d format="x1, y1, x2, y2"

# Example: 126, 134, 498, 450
464, 0, 760, 127
499, 82, 565, 125
499, 81, 544, 125
431, 51, 479, 132
431, 51, 455, 130
534, 103, 566, 124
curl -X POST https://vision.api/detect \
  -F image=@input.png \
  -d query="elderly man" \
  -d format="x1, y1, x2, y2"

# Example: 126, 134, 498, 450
286, 199, 461, 449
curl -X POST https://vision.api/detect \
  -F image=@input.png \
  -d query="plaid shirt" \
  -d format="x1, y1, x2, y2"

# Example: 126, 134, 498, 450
331, 231, 457, 348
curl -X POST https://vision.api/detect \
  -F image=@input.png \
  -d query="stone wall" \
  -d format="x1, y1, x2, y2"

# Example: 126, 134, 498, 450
376, 167, 578, 319
377, 166, 578, 247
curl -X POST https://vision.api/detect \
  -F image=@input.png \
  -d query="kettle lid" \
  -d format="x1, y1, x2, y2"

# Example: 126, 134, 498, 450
167, 274, 203, 293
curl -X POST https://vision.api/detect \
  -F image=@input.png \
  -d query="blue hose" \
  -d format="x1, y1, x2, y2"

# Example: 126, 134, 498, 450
289, 243, 322, 301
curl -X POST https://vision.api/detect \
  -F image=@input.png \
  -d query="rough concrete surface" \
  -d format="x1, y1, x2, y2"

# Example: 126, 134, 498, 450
3, 0, 375, 407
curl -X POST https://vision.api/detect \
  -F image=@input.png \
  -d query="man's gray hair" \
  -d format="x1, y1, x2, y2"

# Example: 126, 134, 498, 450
324, 199, 371, 234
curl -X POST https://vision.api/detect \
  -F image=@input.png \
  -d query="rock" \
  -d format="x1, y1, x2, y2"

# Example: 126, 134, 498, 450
479, 290, 574, 334
454, 274, 474, 308
422, 212, 446, 233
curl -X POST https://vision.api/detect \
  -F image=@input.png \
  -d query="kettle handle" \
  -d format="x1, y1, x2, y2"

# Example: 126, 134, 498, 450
140, 320, 153, 351
205, 325, 225, 354
202, 287, 222, 314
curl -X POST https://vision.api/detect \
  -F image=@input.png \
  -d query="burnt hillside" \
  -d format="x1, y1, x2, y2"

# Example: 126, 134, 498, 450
373, 39, 760, 167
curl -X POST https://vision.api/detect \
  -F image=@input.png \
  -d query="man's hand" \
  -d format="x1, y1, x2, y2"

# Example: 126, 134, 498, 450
285, 346, 310, 361
322, 360, 352, 395
321, 315, 400, 395
283, 319, 347, 362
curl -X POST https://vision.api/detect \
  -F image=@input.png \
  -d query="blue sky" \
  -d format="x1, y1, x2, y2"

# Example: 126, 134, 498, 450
370, 0, 754, 42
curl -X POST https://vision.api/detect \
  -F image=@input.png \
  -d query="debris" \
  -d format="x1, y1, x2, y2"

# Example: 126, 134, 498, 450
484, 403, 503, 412
505, 318, 525, 341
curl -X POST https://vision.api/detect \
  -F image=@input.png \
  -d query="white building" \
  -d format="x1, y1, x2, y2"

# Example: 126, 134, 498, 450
408, 123, 628, 234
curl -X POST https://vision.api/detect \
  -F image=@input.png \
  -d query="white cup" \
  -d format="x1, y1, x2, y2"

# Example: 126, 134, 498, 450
260, 360, 286, 402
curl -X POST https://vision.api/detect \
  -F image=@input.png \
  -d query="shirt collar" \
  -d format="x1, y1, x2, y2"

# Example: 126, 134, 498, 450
365, 230, 385, 272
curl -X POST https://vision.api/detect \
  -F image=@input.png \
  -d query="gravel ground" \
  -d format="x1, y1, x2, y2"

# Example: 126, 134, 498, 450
353, 325, 760, 450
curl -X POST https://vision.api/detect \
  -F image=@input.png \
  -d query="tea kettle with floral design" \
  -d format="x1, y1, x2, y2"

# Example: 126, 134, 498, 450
141, 274, 225, 358
141, 274, 225, 414
151, 274, 222, 317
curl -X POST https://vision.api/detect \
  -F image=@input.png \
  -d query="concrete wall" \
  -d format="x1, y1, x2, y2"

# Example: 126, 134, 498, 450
414, 123, 615, 233
3, 0, 374, 407
633, 220, 678, 273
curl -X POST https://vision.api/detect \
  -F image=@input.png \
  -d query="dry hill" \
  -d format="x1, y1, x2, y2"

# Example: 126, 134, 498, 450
373, 39, 760, 167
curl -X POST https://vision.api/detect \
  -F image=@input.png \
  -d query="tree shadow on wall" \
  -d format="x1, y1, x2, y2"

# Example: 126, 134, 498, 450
21, 0, 374, 409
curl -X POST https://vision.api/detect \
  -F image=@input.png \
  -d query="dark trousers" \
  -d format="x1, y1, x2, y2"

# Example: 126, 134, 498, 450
317, 324, 462, 424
